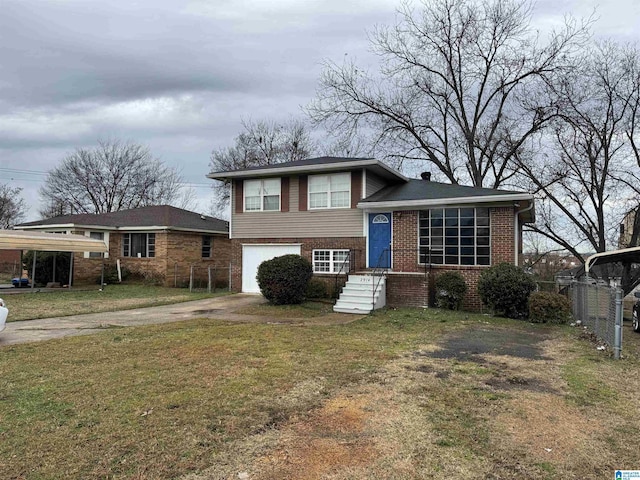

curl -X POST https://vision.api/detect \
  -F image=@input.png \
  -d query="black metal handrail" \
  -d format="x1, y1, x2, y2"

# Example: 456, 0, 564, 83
369, 247, 434, 309
371, 248, 391, 309
333, 249, 358, 298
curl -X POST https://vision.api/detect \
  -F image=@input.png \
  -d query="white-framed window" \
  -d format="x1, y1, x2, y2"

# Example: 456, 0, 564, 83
123, 233, 155, 258
244, 178, 281, 212
308, 172, 350, 209
313, 249, 350, 273
418, 207, 490, 266
83, 231, 109, 259
89, 231, 105, 258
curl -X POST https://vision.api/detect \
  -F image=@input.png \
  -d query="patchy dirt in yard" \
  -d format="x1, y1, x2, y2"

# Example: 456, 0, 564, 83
184, 324, 620, 480
253, 395, 378, 479
495, 392, 602, 464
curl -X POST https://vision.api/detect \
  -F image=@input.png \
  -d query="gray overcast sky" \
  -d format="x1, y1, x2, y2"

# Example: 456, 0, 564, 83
1, 0, 638, 221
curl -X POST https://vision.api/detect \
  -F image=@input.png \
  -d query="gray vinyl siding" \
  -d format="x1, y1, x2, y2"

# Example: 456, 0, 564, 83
232, 176, 364, 238
366, 171, 387, 196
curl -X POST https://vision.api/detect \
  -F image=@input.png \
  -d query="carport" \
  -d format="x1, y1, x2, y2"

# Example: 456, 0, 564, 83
0, 230, 108, 289
584, 246, 640, 295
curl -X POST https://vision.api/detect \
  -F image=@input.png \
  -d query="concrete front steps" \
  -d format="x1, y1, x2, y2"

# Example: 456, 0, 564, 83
333, 274, 386, 314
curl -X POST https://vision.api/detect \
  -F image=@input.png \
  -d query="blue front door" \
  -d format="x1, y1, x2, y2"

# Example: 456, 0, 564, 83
368, 213, 391, 268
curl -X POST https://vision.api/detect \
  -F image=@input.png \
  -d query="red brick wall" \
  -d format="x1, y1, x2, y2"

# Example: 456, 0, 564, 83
392, 211, 420, 272
386, 273, 429, 308
389, 206, 516, 310
230, 237, 366, 292
491, 207, 515, 264
73, 231, 231, 287
0, 250, 20, 264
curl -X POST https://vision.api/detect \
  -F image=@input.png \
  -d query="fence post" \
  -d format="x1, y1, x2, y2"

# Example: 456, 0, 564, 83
189, 265, 194, 292
207, 266, 212, 294
614, 288, 623, 360
228, 262, 232, 291
589, 284, 600, 336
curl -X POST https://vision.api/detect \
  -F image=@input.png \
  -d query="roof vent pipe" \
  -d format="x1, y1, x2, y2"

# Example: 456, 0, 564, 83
420, 172, 431, 181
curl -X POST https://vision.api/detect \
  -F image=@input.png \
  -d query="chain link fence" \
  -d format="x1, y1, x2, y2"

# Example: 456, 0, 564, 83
570, 281, 623, 359
0, 261, 22, 284
171, 264, 230, 292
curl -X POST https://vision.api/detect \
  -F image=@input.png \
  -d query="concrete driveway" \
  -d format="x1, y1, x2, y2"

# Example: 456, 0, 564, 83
0, 293, 267, 347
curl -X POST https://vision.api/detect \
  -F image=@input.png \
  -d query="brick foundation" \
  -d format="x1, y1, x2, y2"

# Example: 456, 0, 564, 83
386, 273, 429, 308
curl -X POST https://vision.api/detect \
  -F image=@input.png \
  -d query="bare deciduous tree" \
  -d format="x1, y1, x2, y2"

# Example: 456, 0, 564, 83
209, 118, 316, 214
0, 184, 27, 228
40, 140, 183, 215
308, 0, 588, 187
521, 42, 640, 258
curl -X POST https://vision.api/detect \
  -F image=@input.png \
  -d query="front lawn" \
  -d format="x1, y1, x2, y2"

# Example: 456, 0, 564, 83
0, 307, 637, 479
1, 284, 224, 321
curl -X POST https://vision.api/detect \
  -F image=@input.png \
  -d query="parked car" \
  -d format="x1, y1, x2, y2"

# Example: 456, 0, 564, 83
633, 292, 640, 332
12, 277, 29, 288
0, 298, 7, 333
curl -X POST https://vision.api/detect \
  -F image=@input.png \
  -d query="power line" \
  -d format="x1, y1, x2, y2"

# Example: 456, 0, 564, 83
0, 167, 48, 176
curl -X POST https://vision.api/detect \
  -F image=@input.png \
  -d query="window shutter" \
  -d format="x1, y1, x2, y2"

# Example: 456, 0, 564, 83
351, 169, 362, 208
281, 177, 289, 212
234, 179, 243, 214
299, 175, 308, 211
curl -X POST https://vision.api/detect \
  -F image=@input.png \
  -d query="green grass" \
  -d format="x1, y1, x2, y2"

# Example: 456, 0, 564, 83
562, 354, 617, 406
0, 308, 465, 479
1, 284, 226, 321
0, 306, 638, 479
234, 300, 334, 318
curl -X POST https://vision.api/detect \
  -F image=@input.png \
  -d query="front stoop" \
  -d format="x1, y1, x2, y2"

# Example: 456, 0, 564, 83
333, 274, 386, 314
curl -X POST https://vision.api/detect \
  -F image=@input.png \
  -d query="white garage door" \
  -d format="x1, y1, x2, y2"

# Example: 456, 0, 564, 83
242, 244, 302, 293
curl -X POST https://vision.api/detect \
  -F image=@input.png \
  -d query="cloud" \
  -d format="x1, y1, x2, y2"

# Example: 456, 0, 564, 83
1, 0, 638, 221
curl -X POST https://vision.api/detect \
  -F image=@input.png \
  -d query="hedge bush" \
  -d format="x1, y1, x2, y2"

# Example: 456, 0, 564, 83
477, 263, 536, 318
434, 272, 467, 310
305, 278, 329, 299
97, 265, 131, 284
257, 254, 313, 305
528, 291, 572, 324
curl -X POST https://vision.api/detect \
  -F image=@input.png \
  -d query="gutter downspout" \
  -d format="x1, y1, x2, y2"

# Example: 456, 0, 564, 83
514, 201, 534, 266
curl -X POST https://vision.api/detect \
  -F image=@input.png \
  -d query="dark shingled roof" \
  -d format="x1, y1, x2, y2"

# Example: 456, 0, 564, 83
18, 205, 229, 233
360, 179, 528, 203
210, 156, 375, 174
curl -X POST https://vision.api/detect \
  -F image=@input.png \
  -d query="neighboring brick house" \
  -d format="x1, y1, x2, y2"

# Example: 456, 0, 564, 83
207, 157, 535, 312
16, 205, 230, 286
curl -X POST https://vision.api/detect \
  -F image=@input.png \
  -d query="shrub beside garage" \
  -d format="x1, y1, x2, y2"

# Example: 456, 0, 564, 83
257, 254, 313, 305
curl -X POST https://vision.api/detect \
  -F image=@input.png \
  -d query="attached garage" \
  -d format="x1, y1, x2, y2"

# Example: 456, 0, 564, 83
242, 244, 301, 293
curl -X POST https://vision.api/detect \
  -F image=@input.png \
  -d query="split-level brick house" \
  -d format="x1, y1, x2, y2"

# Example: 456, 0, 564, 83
16, 205, 230, 286
208, 157, 535, 312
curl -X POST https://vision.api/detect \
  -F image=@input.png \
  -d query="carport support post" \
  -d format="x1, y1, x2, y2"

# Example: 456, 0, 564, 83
207, 266, 212, 294
615, 288, 623, 360
189, 265, 194, 292
31, 251, 37, 290
68, 252, 74, 289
